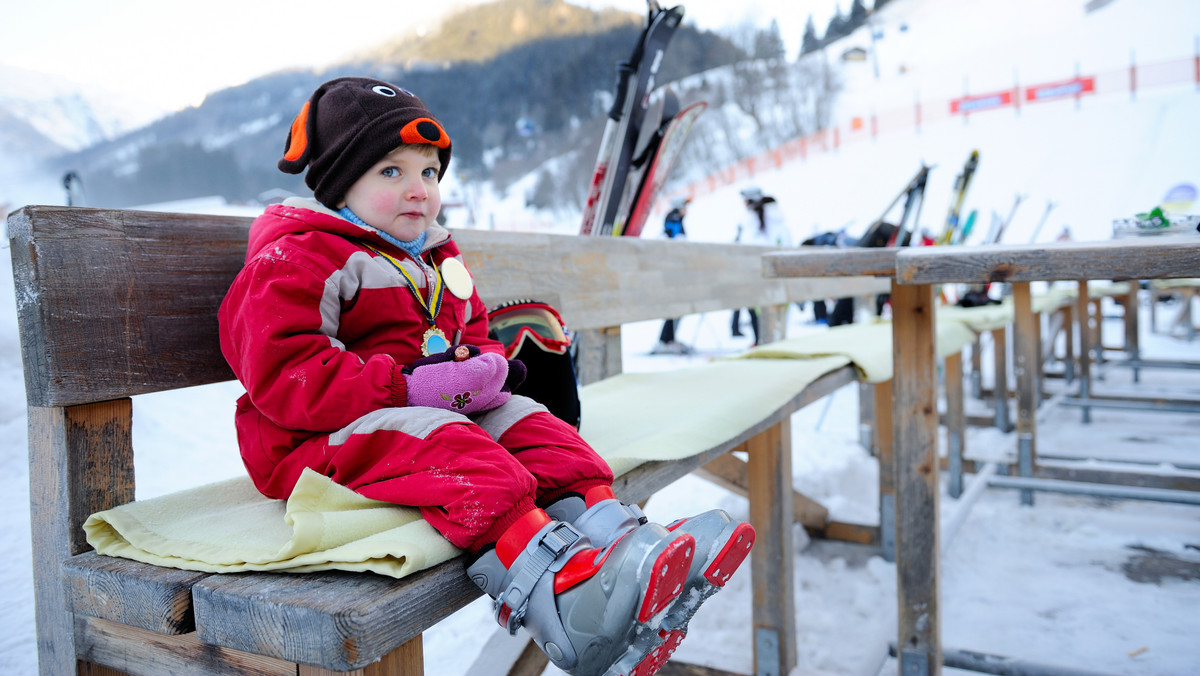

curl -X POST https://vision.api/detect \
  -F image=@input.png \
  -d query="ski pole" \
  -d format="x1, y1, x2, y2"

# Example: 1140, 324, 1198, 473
1028, 200, 1057, 243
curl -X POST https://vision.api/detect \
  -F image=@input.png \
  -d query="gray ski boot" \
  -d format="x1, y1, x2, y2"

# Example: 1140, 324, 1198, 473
467, 508, 694, 676
546, 487, 756, 669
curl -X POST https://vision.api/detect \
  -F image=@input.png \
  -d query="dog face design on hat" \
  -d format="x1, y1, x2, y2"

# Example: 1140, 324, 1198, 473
278, 77, 452, 208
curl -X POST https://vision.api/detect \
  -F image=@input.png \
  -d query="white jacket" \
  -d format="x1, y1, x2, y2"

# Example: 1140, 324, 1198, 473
736, 200, 792, 247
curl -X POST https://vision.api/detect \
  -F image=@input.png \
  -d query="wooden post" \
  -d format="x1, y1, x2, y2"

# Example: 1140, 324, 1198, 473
874, 380, 895, 562
970, 335, 983, 399
29, 401, 135, 676
1062, 303, 1076, 383
574, 327, 622, 385
1012, 283, 1039, 506
889, 281, 941, 676
1076, 282, 1093, 423
759, 304, 788, 344
747, 420, 797, 676
990, 328, 1011, 433
944, 353, 965, 499
859, 382, 876, 452
1125, 282, 1141, 383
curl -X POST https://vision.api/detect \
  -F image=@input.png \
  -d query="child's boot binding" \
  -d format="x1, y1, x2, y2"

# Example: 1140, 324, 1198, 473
467, 508, 695, 676
547, 487, 756, 669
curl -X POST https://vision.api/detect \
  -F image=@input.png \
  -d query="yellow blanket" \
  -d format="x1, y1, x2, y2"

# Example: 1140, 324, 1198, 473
85, 355, 852, 579
736, 320, 976, 383
85, 468, 460, 578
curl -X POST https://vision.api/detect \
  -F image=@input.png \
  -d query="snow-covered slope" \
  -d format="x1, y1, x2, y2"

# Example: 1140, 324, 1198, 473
0, 63, 168, 154
466, 0, 1199, 246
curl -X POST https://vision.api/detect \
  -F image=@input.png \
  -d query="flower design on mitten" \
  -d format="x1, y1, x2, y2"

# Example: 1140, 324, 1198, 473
445, 390, 482, 410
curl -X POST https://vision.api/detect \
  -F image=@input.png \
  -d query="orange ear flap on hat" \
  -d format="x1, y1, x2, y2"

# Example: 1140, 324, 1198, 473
279, 100, 312, 174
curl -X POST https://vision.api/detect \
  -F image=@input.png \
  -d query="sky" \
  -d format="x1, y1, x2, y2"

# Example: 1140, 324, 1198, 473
0, 0, 845, 113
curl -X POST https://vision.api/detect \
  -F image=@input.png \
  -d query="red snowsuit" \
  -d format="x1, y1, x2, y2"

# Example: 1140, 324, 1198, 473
218, 199, 612, 551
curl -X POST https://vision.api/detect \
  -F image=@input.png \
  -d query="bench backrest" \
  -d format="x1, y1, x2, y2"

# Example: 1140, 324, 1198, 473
10, 205, 886, 406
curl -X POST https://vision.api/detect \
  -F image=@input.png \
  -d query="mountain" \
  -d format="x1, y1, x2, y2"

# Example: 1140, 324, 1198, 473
11, 0, 745, 210
360, 0, 643, 67
0, 63, 168, 160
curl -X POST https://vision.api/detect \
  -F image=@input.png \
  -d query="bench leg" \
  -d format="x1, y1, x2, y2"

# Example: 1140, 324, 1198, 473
858, 381, 875, 452
874, 380, 896, 563
29, 403, 135, 676
1063, 303, 1076, 383
747, 421, 797, 676
1077, 282, 1093, 423
1125, 283, 1141, 383
1013, 283, 1039, 506
990, 328, 1011, 433
944, 353, 965, 499
890, 281, 942, 676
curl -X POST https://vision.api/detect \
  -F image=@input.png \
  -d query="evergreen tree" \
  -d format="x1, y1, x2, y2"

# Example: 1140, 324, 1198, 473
753, 19, 786, 61
824, 7, 849, 44
800, 15, 820, 56
849, 0, 869, 28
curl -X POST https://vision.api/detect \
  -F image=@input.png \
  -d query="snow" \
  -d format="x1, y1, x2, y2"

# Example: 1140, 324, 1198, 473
3, 0, 1200, 674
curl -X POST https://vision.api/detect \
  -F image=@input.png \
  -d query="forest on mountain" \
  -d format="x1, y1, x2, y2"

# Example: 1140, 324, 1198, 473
49, 0, 837, 210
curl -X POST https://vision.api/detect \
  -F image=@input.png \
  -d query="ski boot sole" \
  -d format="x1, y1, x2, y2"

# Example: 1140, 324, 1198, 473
637, 532, 694, 622
595, 532, 693, 676
659, 514, 756, 634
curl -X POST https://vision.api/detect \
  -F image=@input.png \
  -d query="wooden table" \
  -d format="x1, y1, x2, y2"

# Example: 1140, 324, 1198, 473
763, 235, 1200, 676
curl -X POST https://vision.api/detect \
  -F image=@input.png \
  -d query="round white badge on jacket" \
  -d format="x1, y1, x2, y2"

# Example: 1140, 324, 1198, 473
441, 258, 474, 299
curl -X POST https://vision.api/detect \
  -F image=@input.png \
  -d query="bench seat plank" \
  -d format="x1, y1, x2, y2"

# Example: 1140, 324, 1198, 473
64, 552, 207, 634
77, 616, 296, 676
192, 565, 477, 672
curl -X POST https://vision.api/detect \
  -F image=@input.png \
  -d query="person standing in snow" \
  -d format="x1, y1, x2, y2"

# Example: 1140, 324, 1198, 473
654, 197, 693, 354
731, 186, 792, 345
217, 77, 753, 676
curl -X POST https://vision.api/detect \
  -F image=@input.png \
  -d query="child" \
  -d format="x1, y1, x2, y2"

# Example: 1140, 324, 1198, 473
218, 77, 754, 676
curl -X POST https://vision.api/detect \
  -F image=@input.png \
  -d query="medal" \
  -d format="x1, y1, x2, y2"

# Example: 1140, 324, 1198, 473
422, 327, 450, 356
441, 257, 474, 300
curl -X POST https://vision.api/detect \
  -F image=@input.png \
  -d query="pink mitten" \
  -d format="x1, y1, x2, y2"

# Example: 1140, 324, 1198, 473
403, 345, 513, 414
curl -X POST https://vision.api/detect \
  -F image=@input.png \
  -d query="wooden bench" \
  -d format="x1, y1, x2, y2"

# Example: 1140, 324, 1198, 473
10, 205, 890, 676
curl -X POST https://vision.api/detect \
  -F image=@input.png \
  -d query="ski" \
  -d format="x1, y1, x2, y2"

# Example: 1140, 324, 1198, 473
987, 193, 1026, 245
579, 3, 685, 236
935, 150, 980, 245
1027, 200, 1058, 243
617, 99, 706, 237
877, 164, 931, 248
952, 209, 977, 245
610, 87, 681, 235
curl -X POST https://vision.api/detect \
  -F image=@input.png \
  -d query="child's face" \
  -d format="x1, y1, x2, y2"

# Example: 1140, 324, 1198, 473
340, 145, 441, 243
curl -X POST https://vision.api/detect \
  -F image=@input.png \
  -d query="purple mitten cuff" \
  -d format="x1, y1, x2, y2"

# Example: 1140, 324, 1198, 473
504, 358, 527, 392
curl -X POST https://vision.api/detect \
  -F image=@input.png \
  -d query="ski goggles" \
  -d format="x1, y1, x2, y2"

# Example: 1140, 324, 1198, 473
489, 300, 571, 358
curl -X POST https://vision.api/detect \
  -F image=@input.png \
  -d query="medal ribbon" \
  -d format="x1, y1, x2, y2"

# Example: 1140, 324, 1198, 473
364, 243, 444, 326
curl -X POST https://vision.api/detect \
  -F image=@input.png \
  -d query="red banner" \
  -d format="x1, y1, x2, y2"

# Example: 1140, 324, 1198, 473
1024, 76, 1096, 102
950, 89, 1014, 114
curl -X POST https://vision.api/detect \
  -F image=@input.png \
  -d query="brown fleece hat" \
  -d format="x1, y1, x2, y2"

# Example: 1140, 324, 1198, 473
278, 77, 452, 208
